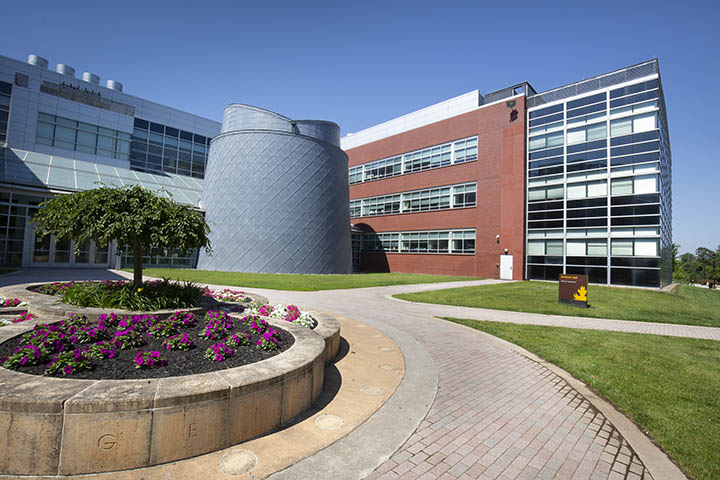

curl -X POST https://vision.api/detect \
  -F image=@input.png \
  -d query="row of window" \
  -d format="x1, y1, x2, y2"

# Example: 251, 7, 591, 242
528, 227, 660, 239
528, 174, 658, 202
350, 183, 476, 217
349, 136, 478, 184
528, 238, 659, 257
0, 191, 46, 266
529, 111, 657, 152
529, 79, 659, 121
130, 118, 211, 178
362, 230, 476, 254
0, 81, 10, 143
36, 113, 131, 161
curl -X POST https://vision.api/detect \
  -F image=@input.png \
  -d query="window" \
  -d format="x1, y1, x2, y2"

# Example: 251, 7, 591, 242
351, 182, 475, 218
453, 183, 476, 207
529, 131, 563, 151
453, 137, 477, 163
567, 180, 607, 199
350, 137, 478, 184
0, 80, 11, 143
35, 113, 130, 160
610, 112, 657, 137
567, 123, 606, 145
528, 239, 563, 256
364, 156, 402, 180
349, 166, 363, 184
611, 175, 657, 195
611, 239, 658, 256
528, 185, 563, 202
131, 117, 210, 178
451, 230, 475, 253
364, 230, 474, 254
567, 239, 607, 256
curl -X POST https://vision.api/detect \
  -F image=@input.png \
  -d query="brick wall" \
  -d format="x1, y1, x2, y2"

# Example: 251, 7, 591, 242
347, 97, 526, 280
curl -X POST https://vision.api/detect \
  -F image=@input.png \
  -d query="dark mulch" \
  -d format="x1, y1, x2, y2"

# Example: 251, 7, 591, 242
0, 314, 295, 380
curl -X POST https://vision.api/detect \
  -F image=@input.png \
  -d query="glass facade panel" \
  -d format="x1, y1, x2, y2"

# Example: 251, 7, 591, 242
35, 113, 131, 160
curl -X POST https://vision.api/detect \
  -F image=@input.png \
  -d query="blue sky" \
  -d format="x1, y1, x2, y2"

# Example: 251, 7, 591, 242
3, 0, 718, 253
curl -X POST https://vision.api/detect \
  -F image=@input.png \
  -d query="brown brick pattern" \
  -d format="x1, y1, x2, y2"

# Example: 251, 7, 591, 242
365, 321, 653, 480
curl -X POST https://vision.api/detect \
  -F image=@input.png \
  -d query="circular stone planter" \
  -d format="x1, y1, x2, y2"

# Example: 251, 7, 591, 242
0, 310, 341, 476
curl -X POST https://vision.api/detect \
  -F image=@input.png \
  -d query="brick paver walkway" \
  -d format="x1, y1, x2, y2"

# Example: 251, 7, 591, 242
0, 269, 694, 479
363, 317, 652, 480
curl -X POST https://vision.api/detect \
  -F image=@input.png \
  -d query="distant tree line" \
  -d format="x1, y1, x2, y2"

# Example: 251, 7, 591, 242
673, 244, 720, 286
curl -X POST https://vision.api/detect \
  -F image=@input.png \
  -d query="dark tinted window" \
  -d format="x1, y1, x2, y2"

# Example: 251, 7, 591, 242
566, 266, 607, 283
529, 113, 563, 127
528, 201, 564, 212
611, 268, 659, 287
529, 166, 564, 178
0, 81, 12, 95
567, 218, 607, 227
193, 134, 206, 144
529, 157, 563, 169
567, 139, 606, 154
611, 258, 660, 268
611, 152, 659, 166
610, 90, 659, 108
179, 130, 193, 141
610, 79, 659, 99
611, 194, 659, 205
610, 130, 659, 146
134, 118, 149, 129
567, 160, 606, 172
567, 92, 606, 110
529, 103, 563, 119
611, 205, 660, 216
165, 126, 179, 137
528, 211, 564, 220
529, 147, 563, 161
567, 197, 606, 209
566, 257, 608, 266
566, 207, 607, 218
149, 122, 164, 134
566, 101, 606, 118
611, 216, 660, 226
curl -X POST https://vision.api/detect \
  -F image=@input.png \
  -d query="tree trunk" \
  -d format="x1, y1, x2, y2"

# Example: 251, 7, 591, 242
132, 237, 143, 288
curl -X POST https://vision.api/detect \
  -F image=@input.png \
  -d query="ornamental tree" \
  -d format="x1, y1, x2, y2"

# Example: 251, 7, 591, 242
33, 185, 211, 286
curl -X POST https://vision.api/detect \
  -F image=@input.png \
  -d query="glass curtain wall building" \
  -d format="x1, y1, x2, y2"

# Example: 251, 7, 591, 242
525, 60, 672, 287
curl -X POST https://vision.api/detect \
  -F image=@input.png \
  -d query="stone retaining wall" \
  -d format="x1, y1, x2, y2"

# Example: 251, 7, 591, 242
0, 296, 341, 475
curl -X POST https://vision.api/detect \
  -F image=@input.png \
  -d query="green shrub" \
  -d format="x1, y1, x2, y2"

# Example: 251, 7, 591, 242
59, 279, 202, 311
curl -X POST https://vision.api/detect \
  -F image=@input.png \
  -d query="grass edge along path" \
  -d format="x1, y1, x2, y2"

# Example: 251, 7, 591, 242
132, 269, 480, 291
442, 318, 719, 480
395, 281, 720, 328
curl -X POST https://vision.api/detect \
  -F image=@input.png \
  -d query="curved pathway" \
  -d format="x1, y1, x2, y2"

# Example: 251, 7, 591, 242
0, 269, 697, 480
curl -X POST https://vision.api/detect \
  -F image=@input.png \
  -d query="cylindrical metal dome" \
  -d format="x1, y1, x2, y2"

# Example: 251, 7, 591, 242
197, 104, 352, 274
55, 64, 75, 77
105, 80, 123, 91
27, 54, 48, 68
82, 72, 100, 84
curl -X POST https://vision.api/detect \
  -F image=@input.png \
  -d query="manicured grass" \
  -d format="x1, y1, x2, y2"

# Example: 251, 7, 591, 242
0, 268, 18, 275
132, 269, 479, 291
442, 319, 720, 480
396, 282, 720, 327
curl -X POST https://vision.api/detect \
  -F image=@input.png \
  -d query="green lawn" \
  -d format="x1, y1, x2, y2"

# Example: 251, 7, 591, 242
395, 282, 720, 327
442, 319, 720, 480
132, 269, 479, 291
0, 268, 18, 275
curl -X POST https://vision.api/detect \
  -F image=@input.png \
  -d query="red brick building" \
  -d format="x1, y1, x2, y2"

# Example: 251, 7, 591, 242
343, 85, 532, 280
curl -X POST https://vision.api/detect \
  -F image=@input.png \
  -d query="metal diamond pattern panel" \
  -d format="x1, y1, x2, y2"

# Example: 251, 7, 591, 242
198, 105, 351, 274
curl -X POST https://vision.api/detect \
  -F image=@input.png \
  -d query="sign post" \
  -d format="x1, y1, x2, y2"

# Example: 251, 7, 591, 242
558, 274, 589, 308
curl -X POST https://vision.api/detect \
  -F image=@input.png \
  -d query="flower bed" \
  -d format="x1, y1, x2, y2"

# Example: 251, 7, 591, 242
206, 288, 252, 303
0, 309, 294, 380
0, 309, 339, 476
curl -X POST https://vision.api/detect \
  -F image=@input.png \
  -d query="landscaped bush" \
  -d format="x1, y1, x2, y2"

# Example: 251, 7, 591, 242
205, 342, 233, 362
134, 350, 167, 369
29, 279, 204, 311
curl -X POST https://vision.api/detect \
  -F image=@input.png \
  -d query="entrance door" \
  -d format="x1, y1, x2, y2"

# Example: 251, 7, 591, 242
30, 226, 111, 268
500, 254, 513, 280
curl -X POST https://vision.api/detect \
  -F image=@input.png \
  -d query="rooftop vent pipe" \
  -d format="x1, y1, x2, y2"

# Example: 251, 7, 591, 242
82, 72, 100, 85
27, 54, 48, 68
56, 64, 75, 77
105, 79, 123, 92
